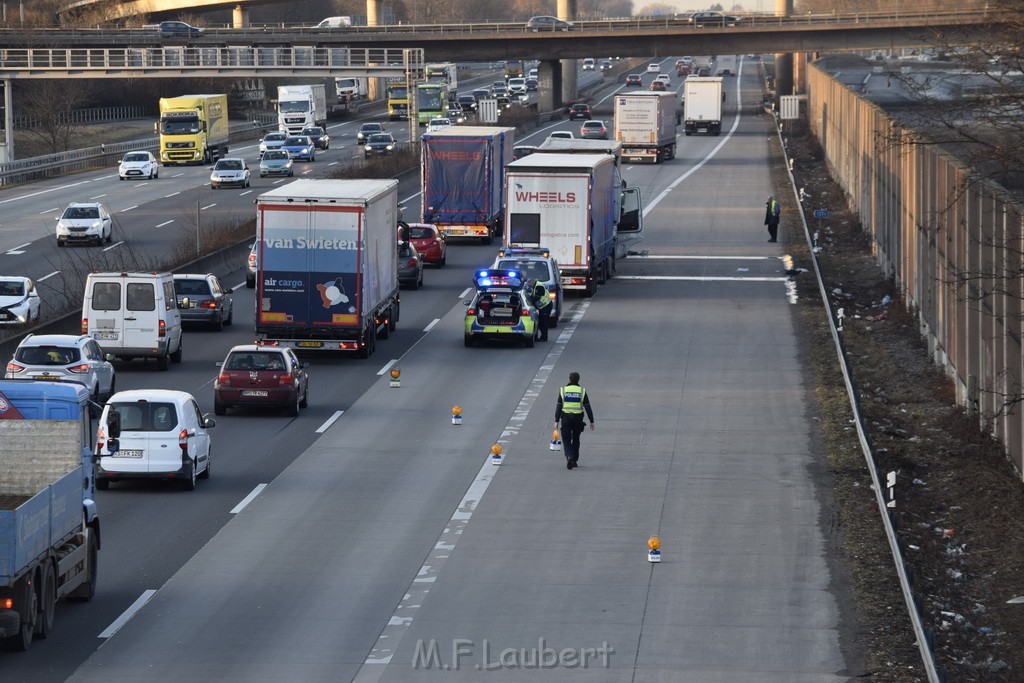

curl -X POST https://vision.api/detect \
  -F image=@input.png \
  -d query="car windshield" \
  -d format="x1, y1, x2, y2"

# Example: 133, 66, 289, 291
16, 345, 80, 365
264, 133, 287, 142
63, 206, 99, 219
284, 137, 307, 146
368, 134, 392, 144
173, 279, 212, 296
123, 153, 149, 163
495, 260, 552, 281
360, 124, 382, 133
215, 160, 243, 170
408, 226, 434, 239
110, 402, 179, 432
225, 351, 287, 371
302, 128, 323, 136
263, 150, 289, 160
0, 281, 25, 296
584, 122, 602, 128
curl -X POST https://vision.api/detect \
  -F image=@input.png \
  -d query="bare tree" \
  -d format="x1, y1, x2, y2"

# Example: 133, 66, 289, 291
17, 80, 92, 154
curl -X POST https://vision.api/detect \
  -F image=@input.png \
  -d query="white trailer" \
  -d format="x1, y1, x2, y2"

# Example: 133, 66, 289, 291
613, 91, 677, 163
683, 76, 723, 136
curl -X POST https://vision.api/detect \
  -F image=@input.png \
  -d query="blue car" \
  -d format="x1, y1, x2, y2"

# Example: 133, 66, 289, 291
281, 135, 316, 162
259, 150, 294, 177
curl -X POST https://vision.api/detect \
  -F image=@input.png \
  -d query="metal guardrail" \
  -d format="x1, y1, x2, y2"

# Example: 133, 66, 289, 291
12, 105, 155, 129
0, 112, 277, 185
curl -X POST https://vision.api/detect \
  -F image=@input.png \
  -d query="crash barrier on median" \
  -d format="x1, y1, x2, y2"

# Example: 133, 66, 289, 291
12, 105, 157, 130
0, 112, 278, 186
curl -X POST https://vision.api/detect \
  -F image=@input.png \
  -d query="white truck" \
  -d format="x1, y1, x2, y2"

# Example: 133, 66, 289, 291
426, 63, 458, 99
504, 153, 643, 296
613, 91, 677, 163
335, 77, 368, 111
683, 76, 723, 136
277, 84, 327, 135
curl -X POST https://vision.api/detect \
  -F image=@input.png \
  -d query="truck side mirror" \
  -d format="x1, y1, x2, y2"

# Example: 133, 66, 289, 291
107, 409, 121, 439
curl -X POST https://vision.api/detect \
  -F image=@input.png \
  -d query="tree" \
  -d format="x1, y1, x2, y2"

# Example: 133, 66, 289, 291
17, 80, 92, 154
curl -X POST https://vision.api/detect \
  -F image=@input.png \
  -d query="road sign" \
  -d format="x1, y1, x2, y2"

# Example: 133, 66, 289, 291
779, 95, 800, 120
813, 209, 829, 218
479, 99, 498, 124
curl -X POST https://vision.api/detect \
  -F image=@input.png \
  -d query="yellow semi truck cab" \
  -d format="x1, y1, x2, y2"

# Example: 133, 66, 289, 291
156, 94, 230, 165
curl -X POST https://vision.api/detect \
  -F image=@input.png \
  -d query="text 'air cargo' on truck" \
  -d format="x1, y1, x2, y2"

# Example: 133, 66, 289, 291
421, 126, 515, 245
683, 76, 724, 136
0, 380, 114, 651
155, 94, 229, 166
613, 91, 677, 163
254, 179, 401, 357
504, 153, 643, 296
277, 84, 327, 135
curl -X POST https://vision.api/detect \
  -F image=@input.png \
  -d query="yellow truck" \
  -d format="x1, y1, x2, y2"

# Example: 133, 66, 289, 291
386, 80, 410, 121
155, 94, 230, 166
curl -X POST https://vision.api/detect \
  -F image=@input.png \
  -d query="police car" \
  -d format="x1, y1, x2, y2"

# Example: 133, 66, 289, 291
492, 247, 562, 327
464, 270, 538, 348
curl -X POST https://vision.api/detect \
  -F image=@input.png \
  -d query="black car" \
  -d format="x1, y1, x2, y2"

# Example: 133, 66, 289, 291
300, 126, 330, 150
158, 21, 204, 37
364, 133, 396, 158
356, 122, 385, 142
567, 103, 591, 120
397, 242, 424, 289
525, 78, 539, 92
457, 95, 478, 112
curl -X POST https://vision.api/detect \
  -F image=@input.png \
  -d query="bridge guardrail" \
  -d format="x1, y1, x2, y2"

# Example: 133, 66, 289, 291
0, 112, 277, 185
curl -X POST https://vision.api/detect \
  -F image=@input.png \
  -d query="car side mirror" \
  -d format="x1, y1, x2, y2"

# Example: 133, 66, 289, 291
203, 418, 216, 428
302, 362, 310, 369
107, 408, 122, 439
104, 353, 116, 362
463, 300, 471, 306
179, 297, 190, 309
215, 361, 223, 367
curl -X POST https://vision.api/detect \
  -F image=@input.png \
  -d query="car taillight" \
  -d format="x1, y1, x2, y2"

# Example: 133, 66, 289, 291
217, 372, 230, 386
466, 307, 476, 316
278, 373, 293, 386
97, 427, 106, 450
406, 258, 417, 267
248, 255, 257, 266
67, 364, 91, 374
179, 429, 189, 450
81, 318, 88, 334
199, 301, 217, 309
521, 309, 530, 315
6, 362, 25, 373
159, 320, 166, 337
548, 289, 557, 300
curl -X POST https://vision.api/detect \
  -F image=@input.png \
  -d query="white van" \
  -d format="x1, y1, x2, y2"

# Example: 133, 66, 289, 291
582, 58, 595, 71
82, 272, 184, 370
316, 16, 352, 28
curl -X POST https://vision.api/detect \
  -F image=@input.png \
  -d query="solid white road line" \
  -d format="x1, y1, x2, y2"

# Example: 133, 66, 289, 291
39, 207, 58, 214
376, 359, 398, 376
38, 271, 59, 281
103, 240, 125, 252
458, 287, 472, 299
89, 194, 107, 199
316, 411, 345, 434
200, 203, 216, 210
240, 190, 253, 196
616, 275, 789, 282
98, 590, 157, 638
165, 192, 181, 198
5, 242, 31, 255
156, 220, 174, 228
634, 254, 777, 260
0, 180, 94, 206
423, 318, 440, 332
121, 205, 138, 212
230, 484, 268, 514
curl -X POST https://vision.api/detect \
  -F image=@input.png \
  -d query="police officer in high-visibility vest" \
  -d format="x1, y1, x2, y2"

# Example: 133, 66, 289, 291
764, 195, 781, 243
529, 279, 552, 342
555, 371, 595, 470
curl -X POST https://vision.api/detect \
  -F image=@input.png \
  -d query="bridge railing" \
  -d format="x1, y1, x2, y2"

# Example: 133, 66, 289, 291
0, 113, 276, 185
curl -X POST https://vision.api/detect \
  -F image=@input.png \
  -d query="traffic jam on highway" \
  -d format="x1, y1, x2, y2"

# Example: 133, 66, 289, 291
0, 50, 730, 657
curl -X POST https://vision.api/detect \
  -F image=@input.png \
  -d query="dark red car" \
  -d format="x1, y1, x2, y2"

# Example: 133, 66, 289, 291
406, 223, 447, 267
214, 344, 309, 416
625, 74, 643, 86
649, 80, 667, 91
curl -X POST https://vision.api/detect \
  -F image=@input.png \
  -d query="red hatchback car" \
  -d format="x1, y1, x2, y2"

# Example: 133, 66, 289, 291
406, 223, 447, 267
214, 344, 309, 416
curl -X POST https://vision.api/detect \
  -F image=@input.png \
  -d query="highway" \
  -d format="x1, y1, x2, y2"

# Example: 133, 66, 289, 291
3, 57, 860, 681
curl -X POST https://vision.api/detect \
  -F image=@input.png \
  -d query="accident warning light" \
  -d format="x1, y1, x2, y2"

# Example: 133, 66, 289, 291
490, 443, 503, 465
647, 535, 661, 563
389, 366, 401, 388
550, 429, 562, 451
451, 405, 463, 425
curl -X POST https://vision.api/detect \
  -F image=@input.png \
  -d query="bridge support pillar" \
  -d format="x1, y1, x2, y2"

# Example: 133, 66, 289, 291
232, 5, 250, 29
537, 60, 564, 113
0, 80, 11, 164
773, 0, 794, 96
367, 0, 383, 26
556, 0, 578, 108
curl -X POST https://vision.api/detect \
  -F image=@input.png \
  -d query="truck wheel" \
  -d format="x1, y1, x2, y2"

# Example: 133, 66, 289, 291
481, 233, 493, 246
391, 301, 399, 327
35, 563, 56, 639
67, 531, 98, 602
7, 577, 37, 651
378, 312, 390, 339
584, 278, 597, 297
246, 273, 255, 289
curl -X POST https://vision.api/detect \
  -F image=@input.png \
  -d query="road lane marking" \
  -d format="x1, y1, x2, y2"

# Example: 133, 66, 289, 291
273, 179, 287, 184
200, 203, 216, 210
230, 281, 246, 291
171, 173, 184, 178
458, 287, 472, 299
156, 220, 174, 227
0, 179, 94, 206
121, 205, 138, 212
617, 275, 788, 282
89, 194, 107, 199
634, 255, 776, 260
38, 271, 59, 281
423, 318, 440, 332
240, 190, 253, 196
5, 242, 31, 255
328, 161, 339, 166
39, 207, 58, 214
376, 359, 398, 376
316, 411, 345, 434
103, 240, 124, 252
98, 590, 156, 638
230, 484, 268, 514
355, 302, 591, 677
165, 192, 181, 197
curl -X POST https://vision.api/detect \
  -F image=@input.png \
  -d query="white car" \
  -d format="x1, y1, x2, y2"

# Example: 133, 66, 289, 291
210, 158, 251, 189
96, 389, 215, 491
5, 334, 115, 401
118, 151, 159, 180
0, 277, 41, 325
647, 63, 661, 73
258, 131, 289, 156
427, 118, 453, 132
548, 131, 575, 140
655, 74, 672, 84
56, 202, 112, 247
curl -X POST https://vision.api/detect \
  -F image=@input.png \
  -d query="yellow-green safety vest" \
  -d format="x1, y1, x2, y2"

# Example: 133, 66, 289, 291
560, 385, 586, 414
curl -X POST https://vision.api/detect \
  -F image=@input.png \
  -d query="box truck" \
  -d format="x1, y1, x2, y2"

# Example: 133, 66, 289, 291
613, 91, 677, 163
683, 76, 723, 135
0, 380, 111, 651
504, 153, 642, 295
156, 94, 229, 165
254, 179, 401, 358
421, 126, 515, 244
277, 84, 327, 134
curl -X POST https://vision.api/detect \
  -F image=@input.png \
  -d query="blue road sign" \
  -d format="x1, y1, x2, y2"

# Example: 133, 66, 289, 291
813, 209, 829, 218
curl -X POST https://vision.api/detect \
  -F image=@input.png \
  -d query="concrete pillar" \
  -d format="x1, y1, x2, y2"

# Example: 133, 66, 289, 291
366, 0, 382, 26
556, 0, 577, 108
537, 60, 564, 112
232, 5, 249, 29
773, 0, 794, 96
0, 79, 12, 164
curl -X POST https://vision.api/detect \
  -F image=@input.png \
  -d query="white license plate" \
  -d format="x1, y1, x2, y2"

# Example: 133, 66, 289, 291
447, 229, 466, 235
492, 309, 512, 317
242, 390, 269, 397
112, 450, 143, 458
95, 332, 118, 340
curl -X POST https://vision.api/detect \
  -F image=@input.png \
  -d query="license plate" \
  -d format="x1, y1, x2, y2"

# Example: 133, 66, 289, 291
242, 390, 269, 397
32, 374, 60, 380
448, 229, 466, 235
112, 450, 143, 458
297, 341, 322, 348
493, 309, 512, 317
95, 332, 118, 340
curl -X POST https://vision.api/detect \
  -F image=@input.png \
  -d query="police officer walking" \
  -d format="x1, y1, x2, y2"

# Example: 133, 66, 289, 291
529, 279, 552, 342
555, 371, 595, 470
764, 195, 780, 243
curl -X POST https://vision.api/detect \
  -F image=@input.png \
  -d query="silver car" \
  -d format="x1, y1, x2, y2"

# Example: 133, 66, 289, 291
246, 241, 258, 289
259, 131, 289, 156
173, 274, 233, 330
5, 334, 116, 401
0, 276, 41, 325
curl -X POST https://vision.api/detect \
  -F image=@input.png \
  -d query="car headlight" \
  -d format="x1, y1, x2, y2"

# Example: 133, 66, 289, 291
92, 221, 102, 230
365, 145, 372, 151
386, 145, 394, 150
